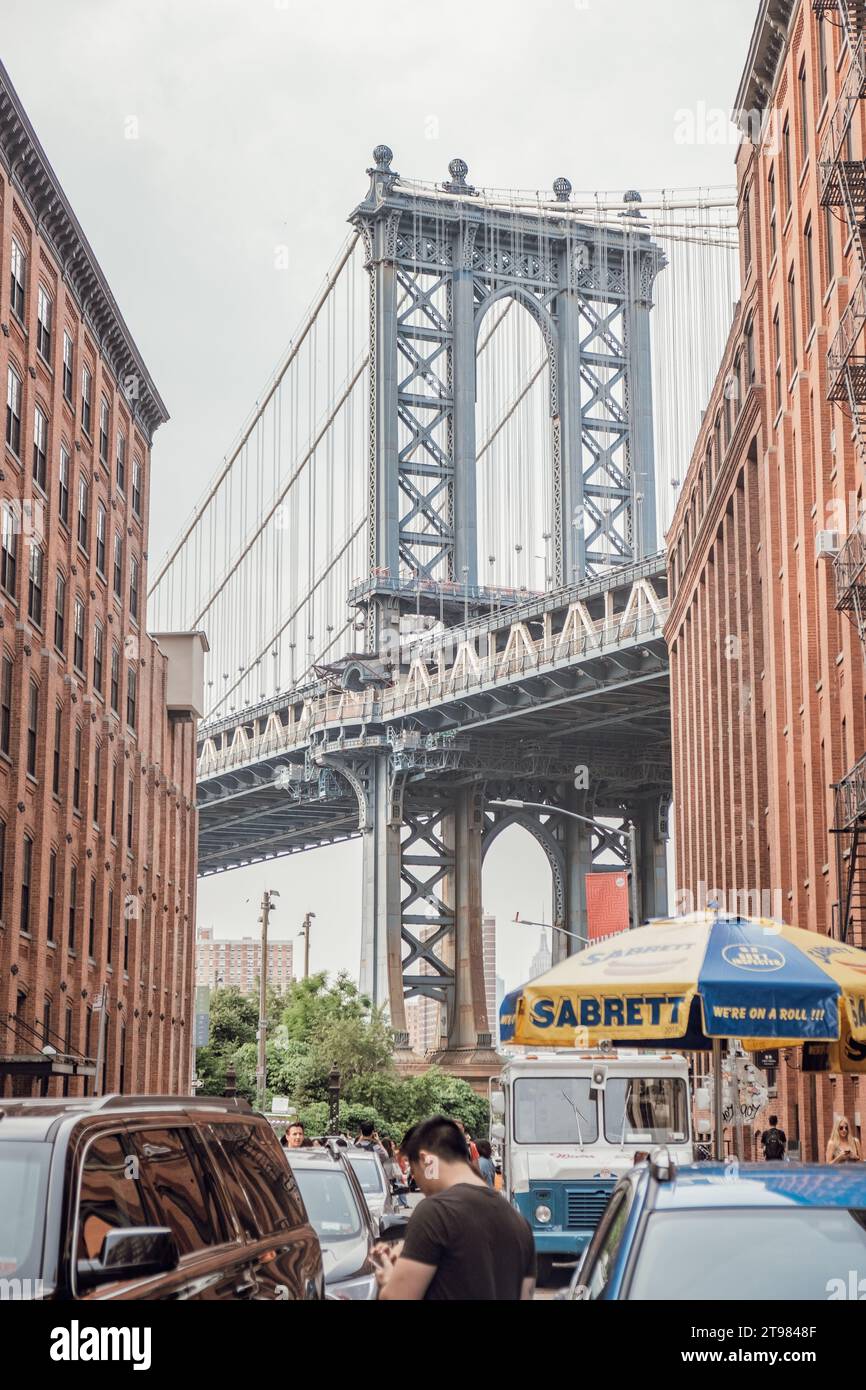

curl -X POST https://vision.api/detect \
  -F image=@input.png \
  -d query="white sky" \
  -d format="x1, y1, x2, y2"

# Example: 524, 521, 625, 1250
4, 0, 758, 992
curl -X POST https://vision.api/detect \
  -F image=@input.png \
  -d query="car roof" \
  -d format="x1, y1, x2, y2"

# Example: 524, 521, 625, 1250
0, 1094, 255, 1143
651, 1162, 866, 1211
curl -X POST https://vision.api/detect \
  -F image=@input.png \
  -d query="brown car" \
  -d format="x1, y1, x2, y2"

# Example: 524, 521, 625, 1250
0, 1094, 324, 1300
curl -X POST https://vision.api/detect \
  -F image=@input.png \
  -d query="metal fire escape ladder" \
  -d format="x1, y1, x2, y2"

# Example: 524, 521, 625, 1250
816, 2, 866, 939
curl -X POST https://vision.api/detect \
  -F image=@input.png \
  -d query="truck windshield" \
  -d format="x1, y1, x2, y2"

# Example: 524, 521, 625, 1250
513, 1077, 598, 1144
603, 1077, 689, 1144
0, 1141, 50, 1281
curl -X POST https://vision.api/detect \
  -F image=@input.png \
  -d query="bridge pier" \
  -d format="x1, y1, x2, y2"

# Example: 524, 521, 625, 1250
635, 794, 670, 922
360, 760, 406, 1033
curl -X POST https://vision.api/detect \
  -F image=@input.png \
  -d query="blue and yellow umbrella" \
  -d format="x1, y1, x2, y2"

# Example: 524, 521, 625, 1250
499, 913, 866, 1071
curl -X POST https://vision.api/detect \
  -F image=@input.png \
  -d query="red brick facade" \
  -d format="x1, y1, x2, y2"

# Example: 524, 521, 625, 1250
0, 65, 199, 1095
666, 0, 866, 1158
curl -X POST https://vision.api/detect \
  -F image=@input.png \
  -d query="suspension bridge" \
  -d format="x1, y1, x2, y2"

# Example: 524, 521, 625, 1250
150, 148, 740, 1059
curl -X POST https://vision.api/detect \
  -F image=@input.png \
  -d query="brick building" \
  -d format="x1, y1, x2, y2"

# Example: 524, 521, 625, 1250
195, 926, 294, 994
0, 62, 202, 1096
666, 0, 866, 1156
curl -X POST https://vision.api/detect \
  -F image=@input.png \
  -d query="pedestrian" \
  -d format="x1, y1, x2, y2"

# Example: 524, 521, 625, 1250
356, 1120, 388, 1161
373, 1115, 536, 1300
381, 1136, 410, 1207
453, 1118, 479, 1164
476, 1139, 496, 1187
826, 1116, 862, 1164
283, 1120, 306, 1150
759, 1114, 787, 1161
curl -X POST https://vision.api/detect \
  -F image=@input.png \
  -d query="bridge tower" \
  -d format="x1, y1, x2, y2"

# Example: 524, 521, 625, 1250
349, 150, 668, 1059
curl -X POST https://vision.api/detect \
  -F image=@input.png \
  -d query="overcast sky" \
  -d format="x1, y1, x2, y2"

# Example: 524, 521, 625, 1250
5, 0, 757, 994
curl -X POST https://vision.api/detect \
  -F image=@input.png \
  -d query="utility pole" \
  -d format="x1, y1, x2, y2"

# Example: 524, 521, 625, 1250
257, 888, 279, 1112
299, 911, 316, 979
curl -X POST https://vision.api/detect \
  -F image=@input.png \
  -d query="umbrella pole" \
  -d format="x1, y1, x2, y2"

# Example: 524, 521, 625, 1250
712, 1037, 724, 1161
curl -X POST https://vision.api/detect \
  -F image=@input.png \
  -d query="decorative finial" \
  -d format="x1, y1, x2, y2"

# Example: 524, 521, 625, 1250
372, 144, 393, 171
366, 145, 399, 194
553, 176, 572, 202
621, 189, 645, 219
442, 157, 477, 195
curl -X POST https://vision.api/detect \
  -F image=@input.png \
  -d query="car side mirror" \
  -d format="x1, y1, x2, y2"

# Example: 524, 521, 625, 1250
378, 1213, 410, 1242
77, 1227, 179, 1290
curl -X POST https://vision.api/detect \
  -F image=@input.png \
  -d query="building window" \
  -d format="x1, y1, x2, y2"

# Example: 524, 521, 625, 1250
68, 864, 77, 949
96, 501, 107, 575
123, 902, 129, 971
798, 61, 809, 165
27, 542, 43, 626
768, 166, 777, 258
62, 331, 74, 403
1, 655, 12, 756
773, 307, 782, 412
42, 997, 52, 1045
93, 620, 104, 694
127, 665, 137, 730
132, 457, 142, 517
33, 406, 48, 489
116, 431, 126, 492
107, 888, 114, 964
0, 819, 5, 916
77, 475, 89, 551
113, 531, 123, 599
93, 742, 101, 823
110, 760, 117, 838
1, 505, 17, 597
99, 396, 110, 466
10, 238, 26, 320
36, 285, 52, 362
818, 17, 828, 104
73, 597, 85, 672
47, 849, 56, 943
742, 186, 751, 271
110, 643, 120, 714
783, 118, 792, 210
129, 553, 139, 622
26, 679, 38, 777
6, 365, 22, 456
127, 776, 134, 848
53, 704, 61, 795
59, 445, 70, 525
89, 877, 96, 958
73, 724, 82, 810
805, 219, 815, 331
787, 264, 797, 370
81, 366, 92, 436
20, 833, 32, 934
825, 203, 835, 282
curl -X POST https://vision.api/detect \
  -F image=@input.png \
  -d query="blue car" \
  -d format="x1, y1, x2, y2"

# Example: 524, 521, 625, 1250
563, 1154, 866, 1300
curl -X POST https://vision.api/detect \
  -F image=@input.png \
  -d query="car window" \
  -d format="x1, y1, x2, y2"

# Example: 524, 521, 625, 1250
130, 1126, 228, 1256
292, 1167, 363, 1239
583, 1189, 631, 1300
0, 1140, 50, 1280
347, 1155, 384, 1195
214, 1122, 305, 1236
76, 1132, 153, 1264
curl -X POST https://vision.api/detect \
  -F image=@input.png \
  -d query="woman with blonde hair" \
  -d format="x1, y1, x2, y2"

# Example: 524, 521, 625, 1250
825, 1116, 862, 1164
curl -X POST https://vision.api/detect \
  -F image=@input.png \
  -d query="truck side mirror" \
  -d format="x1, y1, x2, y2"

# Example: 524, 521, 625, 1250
490, 1090, 506, 1116
491, 1122, 505, 1141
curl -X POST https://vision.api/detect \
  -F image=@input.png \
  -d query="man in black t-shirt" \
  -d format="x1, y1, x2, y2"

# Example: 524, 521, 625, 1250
374, 1115, 536, 1301
760, 1115, 787, 1161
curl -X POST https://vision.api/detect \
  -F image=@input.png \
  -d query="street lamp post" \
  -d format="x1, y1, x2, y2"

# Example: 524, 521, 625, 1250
298, 911, 316, 979
328, 1061, 341, 1135
257, 888, 280, 1113
511, 912, 590, 947
489, 798, 640, 932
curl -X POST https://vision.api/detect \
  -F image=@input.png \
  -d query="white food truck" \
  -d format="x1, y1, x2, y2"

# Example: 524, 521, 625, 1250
489, 1050, 693, 1279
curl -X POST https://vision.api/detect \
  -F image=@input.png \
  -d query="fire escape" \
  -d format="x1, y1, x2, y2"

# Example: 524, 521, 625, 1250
817, 0, 866, 942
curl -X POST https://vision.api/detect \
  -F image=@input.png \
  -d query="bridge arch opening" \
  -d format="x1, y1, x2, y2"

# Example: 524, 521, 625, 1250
481, 816, 560, 1037
475, 297, 555, 594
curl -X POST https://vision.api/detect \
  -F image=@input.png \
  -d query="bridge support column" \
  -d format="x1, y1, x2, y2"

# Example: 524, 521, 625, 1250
634, 795, 670, 923
558, 811, 593, 963
360, 760, 406, 1033
448, 787, 488, 1049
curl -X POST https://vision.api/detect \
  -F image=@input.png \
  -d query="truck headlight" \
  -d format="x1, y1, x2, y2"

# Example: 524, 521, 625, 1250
535, 1203, 552, 1225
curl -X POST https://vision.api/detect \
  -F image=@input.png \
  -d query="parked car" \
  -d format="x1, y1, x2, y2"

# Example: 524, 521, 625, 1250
0, 1094, 324, 1300
286, 1144, 407, 1300
344, 1147, 398, 1224
561, 1151, 866, 1300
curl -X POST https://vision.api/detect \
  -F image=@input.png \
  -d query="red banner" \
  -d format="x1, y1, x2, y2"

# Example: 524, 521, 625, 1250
585, 872, 630, 941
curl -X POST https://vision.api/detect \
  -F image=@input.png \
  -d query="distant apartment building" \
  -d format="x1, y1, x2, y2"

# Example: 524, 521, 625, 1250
196, 926, 294, 994
482, 911, 496, 1035
530, 928, 552, 980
